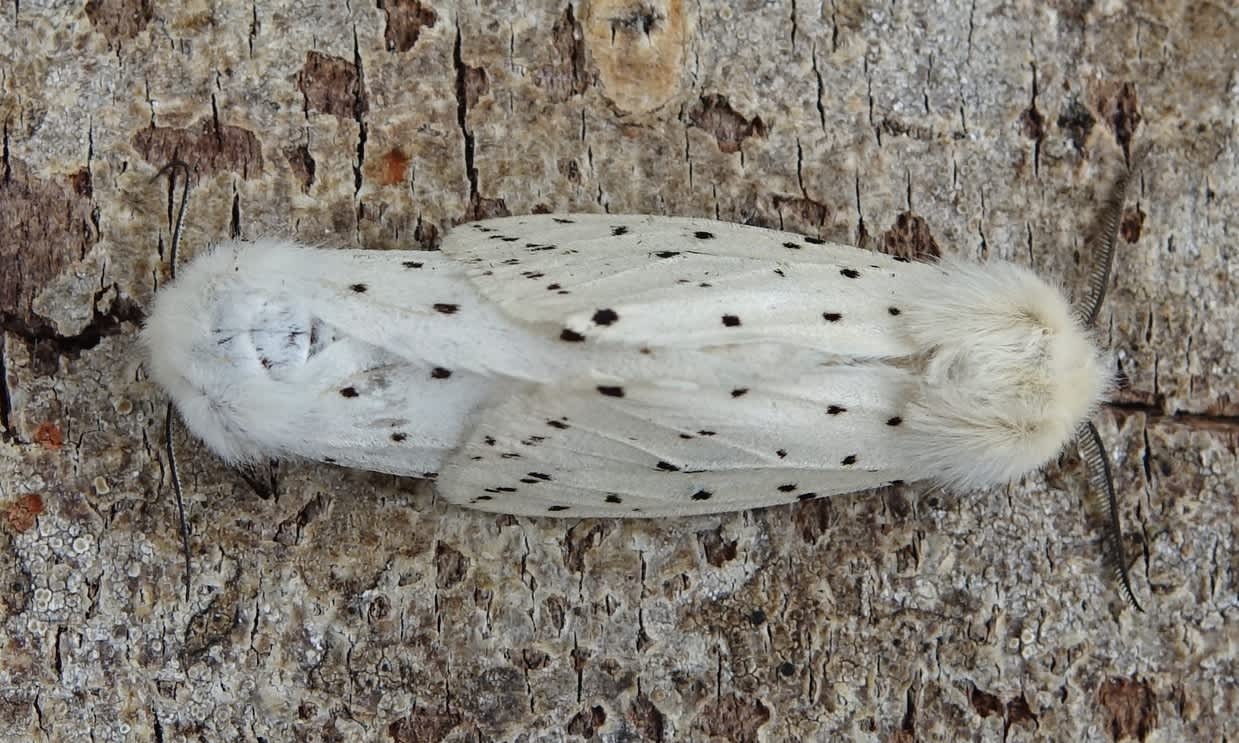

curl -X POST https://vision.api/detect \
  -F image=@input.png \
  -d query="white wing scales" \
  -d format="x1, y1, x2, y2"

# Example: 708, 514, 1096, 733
439, 372, 915, 517
442, 214, 928, 353
435, 214, 934, 516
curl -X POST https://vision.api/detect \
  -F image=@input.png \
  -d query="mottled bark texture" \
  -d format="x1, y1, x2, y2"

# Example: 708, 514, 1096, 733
1, 1, 1235, 741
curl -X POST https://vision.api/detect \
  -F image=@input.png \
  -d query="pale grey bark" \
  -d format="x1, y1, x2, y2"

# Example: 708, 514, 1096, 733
0, 0, 1234, 740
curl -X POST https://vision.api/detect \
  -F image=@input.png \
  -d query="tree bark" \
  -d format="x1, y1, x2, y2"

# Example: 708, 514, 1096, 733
0, 0, 1234, 740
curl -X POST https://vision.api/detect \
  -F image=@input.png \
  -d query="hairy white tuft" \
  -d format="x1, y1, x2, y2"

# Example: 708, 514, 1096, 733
142, 242, 304, 464
900, 259, 1111, 489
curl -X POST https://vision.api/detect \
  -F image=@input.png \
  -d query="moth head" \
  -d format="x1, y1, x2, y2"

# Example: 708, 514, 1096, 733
142, 245, 315, 464
902, 260, 1112, 490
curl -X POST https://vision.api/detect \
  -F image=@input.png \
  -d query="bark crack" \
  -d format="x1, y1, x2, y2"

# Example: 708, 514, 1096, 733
453, 23, 478, 204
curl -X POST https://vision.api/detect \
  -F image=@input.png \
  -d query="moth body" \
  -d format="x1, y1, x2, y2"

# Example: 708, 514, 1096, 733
144, 215, 1109, 517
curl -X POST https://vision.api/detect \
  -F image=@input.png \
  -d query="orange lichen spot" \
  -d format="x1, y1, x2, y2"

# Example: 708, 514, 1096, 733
376, 148, 411, 186
5, 494, 44, 533
34, 421, 63, 450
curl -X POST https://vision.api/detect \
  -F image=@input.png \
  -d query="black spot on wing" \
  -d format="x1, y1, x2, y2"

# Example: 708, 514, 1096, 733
804, 236, 826, 245
547, 419, 570, 429
776, 449, 787, 458
731, 388, 749, 398
721, 314, 741, 327
827, 405, 846, 415
893, 255, 911, 263
434, 303, 459, 314
656, 461, 680, 472
888, 306, 902, 316
592, 308, 619, 326
391, 432, 407, 442
782, 241, 801, 250
841, 454, 857, 465
886, 416, 903, 426
402, 261, 424, 268
350, 283, 367, 293
693, 230, 715, 239
691, 490, 713, 500
560, 329, 586, 342
611, 225, 629, 236
840, 268, 861, 279
431, 367, 452, 379
655, 250, 680, 258
597, 386, 625, 398
777, 484, 797, 492
552, 217, 575, 224
340, 386, 359, 398
547, 505, 570, 512
823, 312, 842, 322
605, 494, 623, 503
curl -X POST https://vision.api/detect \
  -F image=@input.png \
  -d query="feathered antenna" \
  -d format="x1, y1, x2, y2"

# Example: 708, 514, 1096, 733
1077, 145, 1148, 327
152, 160, 194, 603
1075, 146, 1148, 612
1077, 421, 1143, 611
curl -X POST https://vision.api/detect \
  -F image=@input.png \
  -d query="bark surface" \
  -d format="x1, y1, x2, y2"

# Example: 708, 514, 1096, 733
0, 1, 1234, 740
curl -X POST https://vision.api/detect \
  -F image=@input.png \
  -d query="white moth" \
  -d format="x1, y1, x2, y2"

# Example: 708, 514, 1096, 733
143, 160, 1143, 605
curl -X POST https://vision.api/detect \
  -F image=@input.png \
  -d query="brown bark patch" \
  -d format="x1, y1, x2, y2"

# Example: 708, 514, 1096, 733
1120, 206, 1144, 243
542, 594, 568, 633
566, 705, 607, 738
1021, 104, 1046, 142
132, 118, 263, 179
562, 521, 610, 573
628, 691, 667, 741
696, 526, 737, 567
1006, 693, 1037, 728
84, 0, 153, 41
434, 541, 470, 589
969, 684, 1004, 718
1091, 81, 1141, 155
1098, 676, 1157, 741
0, 158, 97, 328
466, 195, 510, 221
4, 494, 44, 534
1057, 96, 1096, 154
698, 693, 771, 742
284, 145, 316, 192
793, 498, 835, 542
371, 147, 411, 186
690, 94, 767, 154
33, 421, 63, 450
378, 0, 438, 53
881, 212, 941, 261
387, 710, 463, 742
537, 5, 595, 101
772, 194, 830, 231
298, 51, 369, 120
581, 0, 687, 114
183, 586, 241, 659
67, 167, 93, 198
